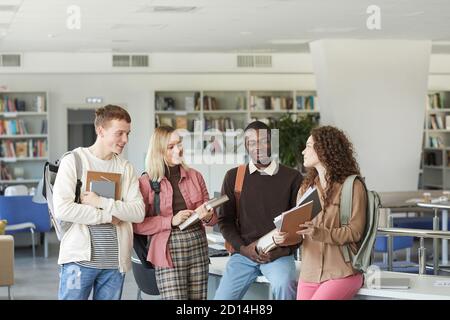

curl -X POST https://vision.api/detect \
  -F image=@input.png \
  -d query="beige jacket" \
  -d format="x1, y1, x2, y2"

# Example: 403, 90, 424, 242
299, 177, 367, 283
53, 148, 145, 272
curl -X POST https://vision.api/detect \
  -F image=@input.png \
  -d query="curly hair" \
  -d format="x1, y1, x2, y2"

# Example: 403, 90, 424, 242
301, 126, 360, 209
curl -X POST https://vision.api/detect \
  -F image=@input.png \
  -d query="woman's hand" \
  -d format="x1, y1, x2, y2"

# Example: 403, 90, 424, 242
272, 231, 289, 246
196, 202, 213, 222
171, 209, 194, 226
296, 221, 315, 239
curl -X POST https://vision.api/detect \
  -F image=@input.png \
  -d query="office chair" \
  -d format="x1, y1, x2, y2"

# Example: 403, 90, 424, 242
0, 195, 52, 258
131, 252, 160, 300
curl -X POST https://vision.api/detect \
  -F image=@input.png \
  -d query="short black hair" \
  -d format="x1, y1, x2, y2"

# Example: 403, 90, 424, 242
244, 121, 271, 135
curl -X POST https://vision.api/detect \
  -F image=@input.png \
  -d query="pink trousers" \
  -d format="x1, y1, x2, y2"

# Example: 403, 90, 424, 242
297, 273, 363, 300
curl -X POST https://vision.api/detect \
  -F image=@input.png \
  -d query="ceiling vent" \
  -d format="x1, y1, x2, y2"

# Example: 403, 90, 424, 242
0, 54, 21, 67
112, 54, 149, 67
237, 55, 272, 68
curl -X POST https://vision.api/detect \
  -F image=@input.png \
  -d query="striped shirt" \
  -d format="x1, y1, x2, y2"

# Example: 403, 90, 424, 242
77, 223, 119, 269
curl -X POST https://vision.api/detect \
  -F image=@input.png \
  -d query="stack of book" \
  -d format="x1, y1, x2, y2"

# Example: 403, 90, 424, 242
296, 96, 316, 110
428, 93, 448, 109
0, 96, 21, 112
204, 117, 235, 131
250, 96, 294, 111
0, 119, 28, 135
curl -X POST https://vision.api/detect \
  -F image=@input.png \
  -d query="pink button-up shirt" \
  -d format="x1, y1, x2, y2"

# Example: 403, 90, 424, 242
133, 166, 217, 268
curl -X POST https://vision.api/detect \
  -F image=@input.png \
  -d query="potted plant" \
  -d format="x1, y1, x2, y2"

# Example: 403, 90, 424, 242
270, 113, 319, 171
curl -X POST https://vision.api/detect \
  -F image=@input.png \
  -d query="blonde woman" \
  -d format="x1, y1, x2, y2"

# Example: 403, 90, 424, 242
133, 126, 217, 300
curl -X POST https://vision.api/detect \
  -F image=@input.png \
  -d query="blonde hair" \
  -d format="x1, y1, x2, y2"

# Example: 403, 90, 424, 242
145, 126, 189, 181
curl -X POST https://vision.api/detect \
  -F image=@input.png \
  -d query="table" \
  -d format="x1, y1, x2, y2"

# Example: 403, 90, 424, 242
417, 202, 450, 270
209, 256, 450, 300
378, 191, 447, 272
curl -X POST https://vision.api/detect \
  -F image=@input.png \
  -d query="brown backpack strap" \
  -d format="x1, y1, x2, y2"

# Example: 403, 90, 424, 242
234, 164, 247, 227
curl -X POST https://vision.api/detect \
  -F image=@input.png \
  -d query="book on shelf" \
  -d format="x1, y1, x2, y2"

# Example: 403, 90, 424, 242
35, 96, 46, 112
250, 96, 294, 111
204, 117, 235, 131
425, 152, 437, 166
185, 96, 195, 112
157, 115, 174, 127
429, 136, 444, 148
41, 119, 48, 134
155, 96, 175, 111
0, 119, 28, 135
15, 141, 28, 158
430, 114, 438, 129
428, 92, 448, 109
0, 161, 12, 180
175, 116, 188, 130
297, 95, 316, 110
446, 116, 450, 130
0, 141, 16, 158
437, 115, 445, 129
27, 139, 47, 158
203, 96, 217, 111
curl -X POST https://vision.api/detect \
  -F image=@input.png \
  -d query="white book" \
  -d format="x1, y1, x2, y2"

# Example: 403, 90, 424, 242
437, 115, 444, 129
446, 115, 450, 130
179, 195, 229, 230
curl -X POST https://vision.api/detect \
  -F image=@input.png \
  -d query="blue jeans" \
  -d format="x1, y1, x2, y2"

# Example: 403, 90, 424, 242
58, 263, 125, 300
214, 253, 297, 300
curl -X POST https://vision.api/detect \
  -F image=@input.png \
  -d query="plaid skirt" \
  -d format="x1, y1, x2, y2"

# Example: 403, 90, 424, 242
155, 222, 209, 300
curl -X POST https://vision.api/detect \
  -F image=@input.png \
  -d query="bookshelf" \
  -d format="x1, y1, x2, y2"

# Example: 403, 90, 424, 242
154, 90, 320, 156
0, 91, 49, 188
421, 91, 450, 189
154, 90, 320, 193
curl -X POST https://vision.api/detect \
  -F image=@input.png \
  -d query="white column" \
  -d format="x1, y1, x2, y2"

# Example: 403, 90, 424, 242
310, 40, 431, 192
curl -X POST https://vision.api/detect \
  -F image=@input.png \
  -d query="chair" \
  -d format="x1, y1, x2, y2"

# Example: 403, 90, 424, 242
0, 195, 52, 258
374, 235, 414, 265
131, 252, 160, 300
0, 235, 14, 299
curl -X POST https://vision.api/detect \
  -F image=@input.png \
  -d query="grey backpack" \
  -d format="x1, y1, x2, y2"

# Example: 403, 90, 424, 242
42, 151, 83, 241
340, 175, 381, 273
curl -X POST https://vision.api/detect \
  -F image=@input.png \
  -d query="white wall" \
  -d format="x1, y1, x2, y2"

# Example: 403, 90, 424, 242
310, 40, 431, 192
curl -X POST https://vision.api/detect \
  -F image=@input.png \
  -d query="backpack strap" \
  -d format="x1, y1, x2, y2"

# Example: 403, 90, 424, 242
141, 172, 161, 216
150, 181, 161, 215
340, 174, 359, 263
234, 164, 247, 228
70, 151, 83, 204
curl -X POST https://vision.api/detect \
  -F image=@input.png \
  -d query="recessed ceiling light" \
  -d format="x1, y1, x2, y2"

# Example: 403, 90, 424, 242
47, 34, 54, 38
269, 39, 309, 44
111, 24, 166, 30
137, 6, 198, 13
401, 11, 425, 17
240, 31, 252, 36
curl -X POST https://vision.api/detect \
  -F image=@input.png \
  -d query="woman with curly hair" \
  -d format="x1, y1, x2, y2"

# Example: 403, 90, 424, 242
274, 125, 367, 300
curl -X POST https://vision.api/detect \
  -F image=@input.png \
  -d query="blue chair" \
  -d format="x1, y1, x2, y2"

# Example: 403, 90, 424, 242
374, 235, 414, 265
0, 195, 51, 258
